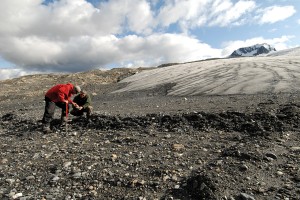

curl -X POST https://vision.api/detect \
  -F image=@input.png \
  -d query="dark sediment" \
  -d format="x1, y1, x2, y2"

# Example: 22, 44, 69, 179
1, 101, 300, 199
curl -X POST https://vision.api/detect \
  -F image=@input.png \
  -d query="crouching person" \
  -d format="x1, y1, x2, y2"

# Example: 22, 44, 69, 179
42, 83, 81, 133
70, 90, 93, 120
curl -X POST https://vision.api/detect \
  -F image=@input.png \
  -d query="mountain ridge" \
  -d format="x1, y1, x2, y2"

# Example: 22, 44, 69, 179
229, 43, 276, 58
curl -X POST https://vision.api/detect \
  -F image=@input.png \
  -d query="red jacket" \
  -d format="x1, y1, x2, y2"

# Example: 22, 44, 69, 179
45, 83, 75, 104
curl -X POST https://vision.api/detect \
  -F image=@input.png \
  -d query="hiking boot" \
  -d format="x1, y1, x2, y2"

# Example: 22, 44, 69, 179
86, 107, 92, 120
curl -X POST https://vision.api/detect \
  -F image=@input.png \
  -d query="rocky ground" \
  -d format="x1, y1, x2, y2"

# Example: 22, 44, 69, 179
0, 69, 300, 200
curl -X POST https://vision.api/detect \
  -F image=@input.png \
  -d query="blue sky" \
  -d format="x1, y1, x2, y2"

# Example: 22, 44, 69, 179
0, 0, 299, 80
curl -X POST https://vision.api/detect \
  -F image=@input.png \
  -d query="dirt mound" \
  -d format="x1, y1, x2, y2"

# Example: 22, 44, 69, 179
4, 103, 299, 136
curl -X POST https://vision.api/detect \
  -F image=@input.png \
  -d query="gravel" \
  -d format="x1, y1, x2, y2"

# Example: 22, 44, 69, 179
0, 70, 300, 199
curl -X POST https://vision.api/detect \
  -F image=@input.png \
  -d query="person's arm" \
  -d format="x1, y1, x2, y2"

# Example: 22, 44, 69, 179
71, 95, 80, 108
82, 94, 91, 109
67, 97, 74, 104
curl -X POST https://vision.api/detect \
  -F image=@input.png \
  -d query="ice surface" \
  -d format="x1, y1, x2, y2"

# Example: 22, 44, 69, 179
115, 48, 300, 96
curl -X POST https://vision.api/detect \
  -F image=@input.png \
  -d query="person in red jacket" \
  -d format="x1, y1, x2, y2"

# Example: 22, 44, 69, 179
42, 83, 81, 132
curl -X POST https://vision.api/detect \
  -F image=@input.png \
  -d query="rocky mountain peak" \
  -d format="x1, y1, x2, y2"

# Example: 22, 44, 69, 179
229, 43, 276, 58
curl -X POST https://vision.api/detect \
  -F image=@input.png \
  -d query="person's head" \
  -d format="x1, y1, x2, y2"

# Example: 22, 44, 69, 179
73, 85, 81, 94
79, 90, 87, 98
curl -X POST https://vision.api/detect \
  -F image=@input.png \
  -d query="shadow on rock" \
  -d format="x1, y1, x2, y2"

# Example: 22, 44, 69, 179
163, 170, 219, 200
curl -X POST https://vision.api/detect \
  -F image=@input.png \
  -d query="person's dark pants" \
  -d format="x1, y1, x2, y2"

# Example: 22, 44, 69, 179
70, 106, 92, 118
42, 97, 69, 124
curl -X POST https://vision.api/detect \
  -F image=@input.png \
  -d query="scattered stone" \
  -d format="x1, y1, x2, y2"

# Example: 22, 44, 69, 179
111, 154, 118, 161
277, 171, 284, 176
1, 97, 300, 199
172, 144, 184, 151
26, 176, 35, 180
240, 164, 249, 171
5, 179, 15, 184
63, 161, 72, 168
12, 193, 22, 199
291, 147, 300, 152
51, 176, 60, 182
239, 192, 255, 200
0, 158, 8, 164
265, 152, 277, 160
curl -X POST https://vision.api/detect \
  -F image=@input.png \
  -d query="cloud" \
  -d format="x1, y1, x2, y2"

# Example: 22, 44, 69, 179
0, 0, 225, 73
94, 0, 155, 35
298, 19, 300, 24
0, 32, 221, 72
0, 0, 297, 80
156, 0, 256, 30
258, 5, 296, 24
0, 0, 157, 72
0, 68, 41, 80
208, 0, 256, 27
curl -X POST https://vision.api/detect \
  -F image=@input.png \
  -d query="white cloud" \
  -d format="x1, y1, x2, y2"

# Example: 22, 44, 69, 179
110, 33, 222, 66
298, 19, 300, 24
0, 68, 41, 80
130, 33, 222, 62
0, 0, 155, 37
0, 0, 225, 74
125, 1, 154, 34
208, 0, 256, 27
0, 0, 44, 36
0, 0, 297, 79
258, 5, 296, 24
95, 0, 155, 35
156, 0, 257, 29
157, 0, 208, 27
0, 32, 221, 72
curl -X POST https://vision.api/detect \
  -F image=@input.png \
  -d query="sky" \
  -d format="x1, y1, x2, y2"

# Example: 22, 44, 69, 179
0, 0, 299, 80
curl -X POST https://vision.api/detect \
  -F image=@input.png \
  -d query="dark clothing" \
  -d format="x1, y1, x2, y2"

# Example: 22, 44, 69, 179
42, 97, 69, 124
73, 93, 91, 108
70, 106, 92, 117
70, 93, 92, 118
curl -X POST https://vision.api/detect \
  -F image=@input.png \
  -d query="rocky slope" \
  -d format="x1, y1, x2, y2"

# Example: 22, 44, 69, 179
0, 68, 300, 200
